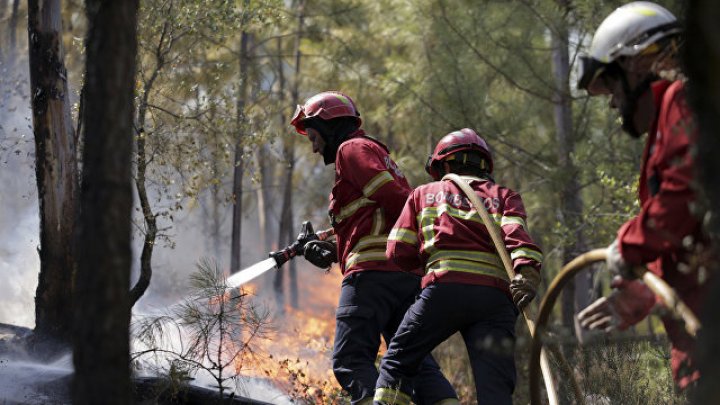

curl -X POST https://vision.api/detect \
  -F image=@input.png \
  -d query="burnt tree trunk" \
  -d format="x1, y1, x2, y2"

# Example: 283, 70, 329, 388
27, 0, 78, 350
73, 0, 138, 403
552, 0, 589, 334
684, 1, 720, 403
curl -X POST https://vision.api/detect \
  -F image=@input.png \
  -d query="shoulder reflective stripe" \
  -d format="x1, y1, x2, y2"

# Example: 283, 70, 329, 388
336, 196, 376, 222
388, 227, 418, 245
501, 216, 527, 229
363, 170, 394, 198
374, 387, 412, 405
510, 247, 543, 263
428, 250, 502, 267
427, 259, 508, 280
346, 249, 388, 270
370, 207, 385, 235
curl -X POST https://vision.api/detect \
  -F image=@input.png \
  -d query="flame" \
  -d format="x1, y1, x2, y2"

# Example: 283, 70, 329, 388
232, 264, 347, 402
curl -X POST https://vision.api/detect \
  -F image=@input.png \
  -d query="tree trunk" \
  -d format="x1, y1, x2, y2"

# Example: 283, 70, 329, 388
551, 1, 589, 334
9, 0, 19, 51
684, 1, 720, 403
73, 0, 138, 403
230, 4, 252, 274
27, 0, 78, 350
131, 6, 174, 305
276, 0, 305, 310
256, 143, 275, 254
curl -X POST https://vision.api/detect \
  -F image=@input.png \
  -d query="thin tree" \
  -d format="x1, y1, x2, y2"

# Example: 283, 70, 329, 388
552, 0, 591, 334
231, 0, 252, 274
275, 0, 305, 310
27, 0, 78, 350
73, 0, 139, 402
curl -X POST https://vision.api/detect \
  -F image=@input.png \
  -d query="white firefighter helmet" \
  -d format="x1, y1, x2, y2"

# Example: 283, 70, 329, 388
578, 1, 681, 93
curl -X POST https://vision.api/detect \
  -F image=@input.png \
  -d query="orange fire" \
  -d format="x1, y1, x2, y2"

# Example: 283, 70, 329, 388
233, 264, 347, 403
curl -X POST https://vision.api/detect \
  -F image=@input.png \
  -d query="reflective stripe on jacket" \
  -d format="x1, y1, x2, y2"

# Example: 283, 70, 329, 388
330, 132, 420, 276
386, 175, 542, 291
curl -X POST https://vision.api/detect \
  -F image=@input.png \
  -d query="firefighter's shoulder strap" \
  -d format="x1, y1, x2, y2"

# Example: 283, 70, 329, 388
442, 173, 560, 405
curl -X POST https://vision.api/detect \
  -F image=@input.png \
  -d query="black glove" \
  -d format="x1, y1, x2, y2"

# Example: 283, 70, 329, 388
509, 266, 541, 310
303, 240, 337, 269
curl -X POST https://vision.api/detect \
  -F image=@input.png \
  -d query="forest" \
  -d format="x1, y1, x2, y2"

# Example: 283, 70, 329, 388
0, 0, 719, 404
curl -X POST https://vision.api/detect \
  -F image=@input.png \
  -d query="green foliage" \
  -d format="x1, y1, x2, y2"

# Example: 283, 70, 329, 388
58, 0, 692, 400
132, 259, 270, 396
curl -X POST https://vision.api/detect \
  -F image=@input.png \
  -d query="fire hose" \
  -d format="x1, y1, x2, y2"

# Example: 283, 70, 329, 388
528, 248, 702, 405
443, 174, 560, 405
270, 221, 335, 268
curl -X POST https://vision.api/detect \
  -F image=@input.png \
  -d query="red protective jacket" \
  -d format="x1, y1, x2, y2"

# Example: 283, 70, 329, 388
617, 80, 708, 388
386, 175, 542, 294
330, 130, 418, 277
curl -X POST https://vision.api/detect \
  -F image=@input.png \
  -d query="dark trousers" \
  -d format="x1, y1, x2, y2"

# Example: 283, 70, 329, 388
375, 283, 518, 405
333, 271, 457, 404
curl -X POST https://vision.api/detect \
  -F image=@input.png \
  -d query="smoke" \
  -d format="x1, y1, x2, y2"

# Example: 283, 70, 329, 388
0, 32, 39, 329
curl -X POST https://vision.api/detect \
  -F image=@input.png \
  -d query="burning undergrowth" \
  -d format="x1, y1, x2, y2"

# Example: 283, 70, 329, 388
243, 264, 348, 404
132, 259, 348, 403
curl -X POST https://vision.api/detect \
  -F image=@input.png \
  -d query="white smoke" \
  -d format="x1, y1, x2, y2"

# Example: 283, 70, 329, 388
0, 37, 39, 329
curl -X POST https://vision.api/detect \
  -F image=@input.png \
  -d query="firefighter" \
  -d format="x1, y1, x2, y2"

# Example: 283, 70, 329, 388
576, 1, 710, 390
290, 91, 458, 405
373, 128, 543, 405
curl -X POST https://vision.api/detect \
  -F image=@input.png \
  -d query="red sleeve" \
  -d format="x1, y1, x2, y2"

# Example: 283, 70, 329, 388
336, 141, 411, 221
386, 190, 423, 272
501, 191, 543, 274
618, 86, 698, 265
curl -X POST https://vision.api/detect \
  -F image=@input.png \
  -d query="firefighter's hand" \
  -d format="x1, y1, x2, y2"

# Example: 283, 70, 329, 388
606, 239, 636, 279
303, 240, 337, 269
510, 266, 541, 310
577, 276, 656, 332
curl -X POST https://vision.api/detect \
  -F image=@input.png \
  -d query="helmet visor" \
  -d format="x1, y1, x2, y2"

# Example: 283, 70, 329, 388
578, 55, 612, 95
290, 104, 307, 135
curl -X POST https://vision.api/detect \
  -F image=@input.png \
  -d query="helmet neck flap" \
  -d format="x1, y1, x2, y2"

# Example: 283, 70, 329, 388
304, 117, 360, 165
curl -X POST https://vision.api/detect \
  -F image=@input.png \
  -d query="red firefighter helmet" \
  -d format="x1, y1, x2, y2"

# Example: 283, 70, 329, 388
425, 128, 493, 180
290, 91, 362, 135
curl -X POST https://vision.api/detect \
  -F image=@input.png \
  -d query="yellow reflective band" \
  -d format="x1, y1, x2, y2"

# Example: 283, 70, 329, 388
351, 235, 388, 252
501, 215, 527, 229
427, 259, 508, 280
419, 214, 437, 253
511, 248, 543, 263
336, 196, 376, 222
346, 249, 387, 270
388, 227, 418, 245
419, 205, 502, 226
334, 94, 351, 106
428, 250, 502, 268
363, 171, 394, 198
374, 387, 412, 405
635, 7, 658, 17
371, 207, 385, 235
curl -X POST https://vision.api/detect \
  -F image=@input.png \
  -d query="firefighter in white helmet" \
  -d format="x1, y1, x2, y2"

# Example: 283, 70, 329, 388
577, 2, 710, 391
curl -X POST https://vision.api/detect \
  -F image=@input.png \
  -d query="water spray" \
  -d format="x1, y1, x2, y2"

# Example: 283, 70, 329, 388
225, 221, 334, 289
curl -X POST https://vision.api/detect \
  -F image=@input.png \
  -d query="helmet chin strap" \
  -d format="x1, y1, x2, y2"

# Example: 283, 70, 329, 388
619, 72, 658, 138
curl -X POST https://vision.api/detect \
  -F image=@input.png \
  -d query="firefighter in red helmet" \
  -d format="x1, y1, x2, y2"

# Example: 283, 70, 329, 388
291, 91, 458, 405
576, 2, 710, 391
374, 129, 543, 405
